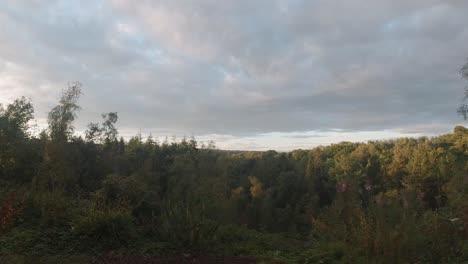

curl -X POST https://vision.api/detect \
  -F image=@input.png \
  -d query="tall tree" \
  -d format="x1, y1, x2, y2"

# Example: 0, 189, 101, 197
85, 112, 119, 143
457, 59, 468, 119
36, 83, 82, 192
0, 97, 34, 141
101, 112, 118, 143
48, 82, 82, 142
0, 97, 37, 183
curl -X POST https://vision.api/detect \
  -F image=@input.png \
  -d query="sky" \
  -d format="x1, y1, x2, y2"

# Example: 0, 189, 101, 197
0, 0, 467, 151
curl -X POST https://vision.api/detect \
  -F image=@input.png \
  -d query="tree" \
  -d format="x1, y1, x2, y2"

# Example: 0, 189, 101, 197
101, 112, 118, 143
48, 82, 82, 142
0, 97, 38, 183
85, 122, 102, 143
35, 83, 82, 192
0, 97, 34, 140
457, 60, 468, 119
85, 112, 119, 143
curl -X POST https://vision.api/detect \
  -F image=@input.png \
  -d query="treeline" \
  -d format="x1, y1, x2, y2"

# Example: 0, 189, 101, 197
0, 83, 467, 263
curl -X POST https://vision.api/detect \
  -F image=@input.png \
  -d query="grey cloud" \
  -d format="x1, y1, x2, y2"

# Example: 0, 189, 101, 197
0, 0, 466, 140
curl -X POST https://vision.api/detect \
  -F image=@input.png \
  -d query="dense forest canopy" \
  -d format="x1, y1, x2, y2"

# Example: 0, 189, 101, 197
0, 57, 466, 264
0, 79, 466, 263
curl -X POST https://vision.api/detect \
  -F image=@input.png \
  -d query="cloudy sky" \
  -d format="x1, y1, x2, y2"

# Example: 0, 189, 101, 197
0, 0, 467, 150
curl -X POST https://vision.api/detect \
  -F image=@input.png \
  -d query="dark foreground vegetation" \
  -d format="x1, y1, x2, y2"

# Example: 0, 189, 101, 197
0, 84, 467, 263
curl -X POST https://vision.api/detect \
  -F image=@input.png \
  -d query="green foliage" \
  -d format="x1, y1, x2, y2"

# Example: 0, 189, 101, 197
85, 112, 119, 144
215, 225, 303, 255
72, 205, 135, 249
48, 82, 82, 142
0, 97, 40, 183
98, 174, 147, 207
458, 59, 468, 119
0, 96, 34, 139
0, 89, 466, 262
0, 227, 79, 255
158, 200, 219, 249
31, 191, 76, 227
290, 242, 345, 264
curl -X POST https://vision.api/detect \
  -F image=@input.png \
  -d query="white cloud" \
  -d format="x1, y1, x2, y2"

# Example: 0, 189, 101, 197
0, 0, 467, 150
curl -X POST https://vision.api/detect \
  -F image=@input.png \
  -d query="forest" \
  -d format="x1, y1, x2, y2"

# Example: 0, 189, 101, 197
1, 59, 468, 263
0, 81, 466, 264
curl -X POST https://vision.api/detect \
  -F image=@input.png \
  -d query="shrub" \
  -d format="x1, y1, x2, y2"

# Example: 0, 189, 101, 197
31, 191, 75, 227
0, 227, 79, 255
158, 201, 219, 250
0, 192, 22, 233
72, 206, 135, 249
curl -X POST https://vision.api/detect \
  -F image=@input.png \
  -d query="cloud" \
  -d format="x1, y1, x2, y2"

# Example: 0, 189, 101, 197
0, 0, 467, 150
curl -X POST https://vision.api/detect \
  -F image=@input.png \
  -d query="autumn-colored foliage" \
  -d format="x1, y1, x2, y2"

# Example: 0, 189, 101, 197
0, 192, 21, 233
0, 85, 466, 262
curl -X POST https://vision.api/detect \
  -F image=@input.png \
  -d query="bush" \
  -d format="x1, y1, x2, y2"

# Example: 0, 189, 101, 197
158, 201, 219, 250
0, 192, 23, 233
31, 191, 75, 227
0, 227, 78, 255
214, 225, 305, 261
72, 206, 135, 249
